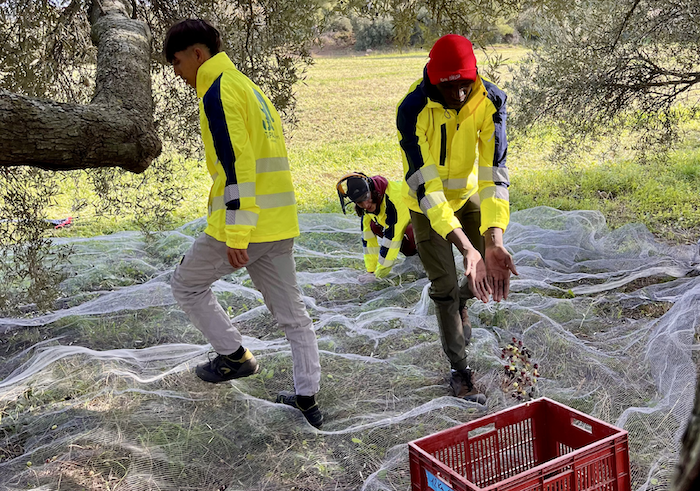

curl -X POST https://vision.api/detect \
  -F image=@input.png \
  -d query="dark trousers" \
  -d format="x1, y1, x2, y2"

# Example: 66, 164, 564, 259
410, 194, 484, 371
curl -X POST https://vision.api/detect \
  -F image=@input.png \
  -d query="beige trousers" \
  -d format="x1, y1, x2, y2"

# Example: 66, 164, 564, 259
171, 233, 321, 396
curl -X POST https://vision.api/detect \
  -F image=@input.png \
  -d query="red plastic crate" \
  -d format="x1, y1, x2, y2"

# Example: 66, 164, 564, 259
408, 398, 630, 491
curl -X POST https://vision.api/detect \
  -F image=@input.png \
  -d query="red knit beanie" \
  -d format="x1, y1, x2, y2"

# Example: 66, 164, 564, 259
426, 34, 477, 85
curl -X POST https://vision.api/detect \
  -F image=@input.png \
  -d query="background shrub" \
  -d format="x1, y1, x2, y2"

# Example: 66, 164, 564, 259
353, 16, 394, 51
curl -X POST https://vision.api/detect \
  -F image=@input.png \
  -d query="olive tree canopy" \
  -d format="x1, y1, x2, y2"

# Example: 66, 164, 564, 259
0, 0, 322, 173
508, 0, 700, 146
0, 0, 322, 313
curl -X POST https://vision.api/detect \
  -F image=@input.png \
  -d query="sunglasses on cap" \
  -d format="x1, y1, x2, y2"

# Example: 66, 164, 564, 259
336, 172, 373, 214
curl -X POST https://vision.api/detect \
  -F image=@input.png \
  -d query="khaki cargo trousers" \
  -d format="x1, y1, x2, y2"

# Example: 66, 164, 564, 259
410, 194, 484, 371
171, 233, 321, 396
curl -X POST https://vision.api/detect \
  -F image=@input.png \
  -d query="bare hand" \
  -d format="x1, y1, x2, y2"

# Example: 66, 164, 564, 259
485, 245, 518, 302
227, 247, 249, 268
447, 227, 491, 303
465, 250, 491, 303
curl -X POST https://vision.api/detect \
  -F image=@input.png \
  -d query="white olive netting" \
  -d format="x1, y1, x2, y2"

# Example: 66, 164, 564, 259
0, 207, 698, 491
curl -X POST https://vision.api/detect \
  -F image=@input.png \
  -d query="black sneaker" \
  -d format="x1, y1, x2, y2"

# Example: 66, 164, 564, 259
195, 349, 259, 383
450, 368, 487, 405
276, 391, 324, 428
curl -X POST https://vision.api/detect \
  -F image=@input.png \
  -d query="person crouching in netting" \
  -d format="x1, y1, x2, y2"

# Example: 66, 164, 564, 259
336, 173, 417, 283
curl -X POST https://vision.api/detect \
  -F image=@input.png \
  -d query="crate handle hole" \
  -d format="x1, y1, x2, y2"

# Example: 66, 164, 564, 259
571, 418, 592, 433
543, 470, 560, 481
468, 423, 496, 439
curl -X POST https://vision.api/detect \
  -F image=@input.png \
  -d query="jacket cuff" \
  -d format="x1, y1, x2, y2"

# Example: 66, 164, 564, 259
435, 215, 463, 240
226, 230, 252, 249
479, 220, 509, 236
374, 267, 391, 279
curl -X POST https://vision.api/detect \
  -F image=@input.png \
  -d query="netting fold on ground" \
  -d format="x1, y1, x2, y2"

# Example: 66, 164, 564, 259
0, 206, 698, 491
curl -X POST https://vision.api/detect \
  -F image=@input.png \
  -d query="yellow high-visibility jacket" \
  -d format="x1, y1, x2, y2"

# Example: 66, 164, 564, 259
397, 71, 510, 238
196, 52, 299, 249
361, 180, 411, 278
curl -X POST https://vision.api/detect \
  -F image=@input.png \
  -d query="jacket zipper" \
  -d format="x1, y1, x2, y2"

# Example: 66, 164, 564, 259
439, 123, 447, 166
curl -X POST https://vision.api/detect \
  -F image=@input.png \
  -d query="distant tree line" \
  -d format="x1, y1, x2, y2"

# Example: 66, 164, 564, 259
320, 7, 537, 52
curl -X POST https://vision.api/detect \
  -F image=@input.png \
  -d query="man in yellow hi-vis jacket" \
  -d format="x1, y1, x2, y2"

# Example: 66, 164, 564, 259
165, 19, 322, 428
397, 34, 518, 405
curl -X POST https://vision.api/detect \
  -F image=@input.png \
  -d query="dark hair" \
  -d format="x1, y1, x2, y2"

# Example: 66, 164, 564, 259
163, 19, 222, 63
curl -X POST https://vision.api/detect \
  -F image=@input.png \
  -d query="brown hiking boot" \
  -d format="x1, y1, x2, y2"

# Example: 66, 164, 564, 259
450, 368, 487, 405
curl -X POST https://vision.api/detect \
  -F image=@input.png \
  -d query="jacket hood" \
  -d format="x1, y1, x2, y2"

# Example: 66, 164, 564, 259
370, 175, 388, 201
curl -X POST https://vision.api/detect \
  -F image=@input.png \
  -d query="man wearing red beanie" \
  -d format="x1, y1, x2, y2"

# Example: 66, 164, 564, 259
396, 34, 518, 404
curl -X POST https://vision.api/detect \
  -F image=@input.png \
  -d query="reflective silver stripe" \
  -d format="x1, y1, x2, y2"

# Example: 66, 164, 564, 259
257, 191, 296, 209
210, 196, 224, 213
380, 237, 403, 251
407, 172, 424, 190
424, 165, 440, 180
363, 230, 375, 240
378, 256, 395, 267
256, 157, 289, 173
210, 191, 295, 213
226, 209, 258, 226
419, 197, 429, 213
418, 197, 431, 213
443, 178, 468, 190
480, 185, 510, 201
364, 246, 380, 255
225, 182, 256, 203
423, 192, 446, 210
478, 167, 510, 183
407, 165, 439, 189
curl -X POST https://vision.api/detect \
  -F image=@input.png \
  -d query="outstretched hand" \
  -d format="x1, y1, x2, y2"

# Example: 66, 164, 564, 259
447, 227, 492, 303
485, 245, 518, 302
465, 251, 491, 303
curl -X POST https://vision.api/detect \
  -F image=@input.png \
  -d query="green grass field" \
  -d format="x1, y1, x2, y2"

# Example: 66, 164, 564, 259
288, 47, 528, 213
47, 47, 700, 243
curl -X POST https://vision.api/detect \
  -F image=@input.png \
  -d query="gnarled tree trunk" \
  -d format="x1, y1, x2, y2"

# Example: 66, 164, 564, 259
0, 0, 160, 173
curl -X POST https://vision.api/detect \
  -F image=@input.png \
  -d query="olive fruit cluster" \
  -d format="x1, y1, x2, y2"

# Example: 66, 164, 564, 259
501, 337, 539, 401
